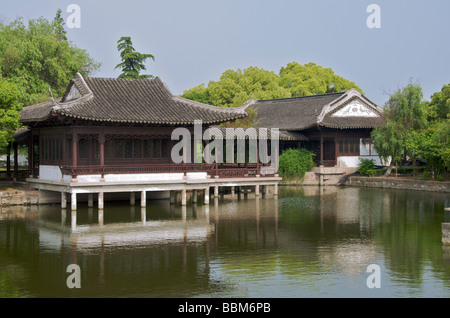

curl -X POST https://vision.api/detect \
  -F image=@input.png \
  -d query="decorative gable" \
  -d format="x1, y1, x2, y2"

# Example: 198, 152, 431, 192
331, 100, 378, 117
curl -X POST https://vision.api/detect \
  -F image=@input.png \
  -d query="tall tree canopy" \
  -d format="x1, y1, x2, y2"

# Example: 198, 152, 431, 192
0, 11, 101, 106
279, 62, 362, 96
115, 36, 155, 79
372, 80, 449, 177
181, 62, 362, 107
0, 79, 22, 148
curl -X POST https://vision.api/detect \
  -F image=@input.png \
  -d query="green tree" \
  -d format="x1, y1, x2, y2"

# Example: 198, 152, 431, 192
181, 62, 360, 108
0, 79, 22, 148
0, 11, 101, 105
405, 116, 450, 177
52, 9, 67, 42
425, 83, 450, 122
278, 62, 362, 96
115, 36, 155, 79
206, 67, 291, 107
371, 81, 427, 176
181, 84, 210, 104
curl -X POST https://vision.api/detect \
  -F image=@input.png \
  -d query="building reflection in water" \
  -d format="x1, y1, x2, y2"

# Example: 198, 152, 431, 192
1, 187, 449, 297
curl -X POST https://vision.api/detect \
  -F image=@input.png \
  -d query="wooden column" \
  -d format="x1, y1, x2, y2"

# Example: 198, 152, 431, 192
72, 131, 77, 168
28, 136, 33, 177
335, 134, 339, 167
13, 142, 18, 181
6, 144, 11, 180
99, 132, 105, 179
320, 131, 324, 165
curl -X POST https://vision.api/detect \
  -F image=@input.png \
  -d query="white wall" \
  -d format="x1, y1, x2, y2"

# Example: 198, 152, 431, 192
39, 165, 63, 181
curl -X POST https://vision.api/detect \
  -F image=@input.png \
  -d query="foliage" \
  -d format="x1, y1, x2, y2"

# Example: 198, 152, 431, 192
425, 83, 450, 122
219, 106, 260, 128
0, 11, 101, 105
115, 36, 155, 79
181, 84, 210, 104
181, 62, 360, 108
371, 81, 428, 175
358, 158, 375, 176
405, 120, 450, 176
278, 148, 315, 179
278, 62, 362, 96
0, 79, 22, 148
372, 80, 449, 177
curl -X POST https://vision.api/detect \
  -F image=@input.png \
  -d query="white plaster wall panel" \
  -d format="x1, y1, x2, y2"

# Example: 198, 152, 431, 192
103, 173, 184, 183
39, 165, 63, 181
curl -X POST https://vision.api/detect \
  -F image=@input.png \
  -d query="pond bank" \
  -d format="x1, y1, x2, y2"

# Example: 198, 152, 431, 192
344, 176, 450, 193
1, 175, 449, 208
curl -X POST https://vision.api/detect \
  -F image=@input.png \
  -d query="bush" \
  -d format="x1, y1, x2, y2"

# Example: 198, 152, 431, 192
278, 148, 315, 179
436, 175, 444, 181
422, 171, 431, 179
358, 158, 375, 176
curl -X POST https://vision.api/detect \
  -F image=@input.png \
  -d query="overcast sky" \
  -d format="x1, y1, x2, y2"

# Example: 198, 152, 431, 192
2, 0, 450, 106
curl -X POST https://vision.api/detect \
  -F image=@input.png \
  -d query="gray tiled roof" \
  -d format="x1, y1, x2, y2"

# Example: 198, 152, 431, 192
251, 93, 345, 130
20, 73, 247, 125
250, 89, 384, 130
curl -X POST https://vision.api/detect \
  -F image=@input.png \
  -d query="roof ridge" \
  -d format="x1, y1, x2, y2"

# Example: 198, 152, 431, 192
256, 91, 345, 103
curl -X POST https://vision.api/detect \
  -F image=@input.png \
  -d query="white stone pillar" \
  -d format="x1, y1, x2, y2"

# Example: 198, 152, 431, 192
141, 207, 146, 225
231, 186, 235, 196
61, 192, 67, 209
192, 189, 197, 203
255, 184, 260, 196
141, 191, 146, 207
181, 189, 187, 206
274, 183, 278, 196
204, 188, 210, 205
98, 192, 104, 210
214, 186, 219, 197
98, 209, 104, 226
71, 192, 77, 211
130, 192, 135, 206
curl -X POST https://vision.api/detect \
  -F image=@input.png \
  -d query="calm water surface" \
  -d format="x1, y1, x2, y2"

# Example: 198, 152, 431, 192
1, 186, 449, 298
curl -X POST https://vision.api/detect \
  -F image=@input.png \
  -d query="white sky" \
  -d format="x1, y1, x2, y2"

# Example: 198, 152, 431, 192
1, 0, 450, 106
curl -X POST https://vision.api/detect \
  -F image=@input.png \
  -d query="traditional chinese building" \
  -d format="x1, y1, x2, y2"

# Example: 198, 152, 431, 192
247, 88, 385, 167
18, 73, 286, 209
17, 73, 385, 209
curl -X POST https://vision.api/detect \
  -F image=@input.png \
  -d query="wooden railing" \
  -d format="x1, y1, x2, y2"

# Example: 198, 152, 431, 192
60, 163, 277, 179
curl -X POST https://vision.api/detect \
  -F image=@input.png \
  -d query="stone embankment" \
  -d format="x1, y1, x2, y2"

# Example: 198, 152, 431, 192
345, 176, 450, 193
0, 182, 38, 207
